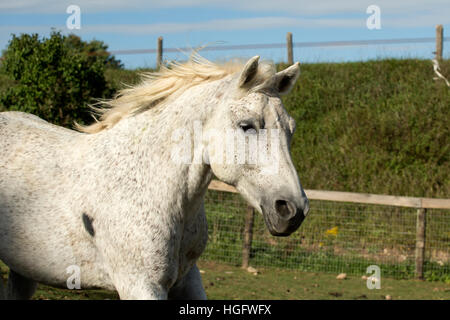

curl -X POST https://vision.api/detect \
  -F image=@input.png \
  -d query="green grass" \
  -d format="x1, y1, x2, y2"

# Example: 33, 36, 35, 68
198, 261, 450, 300
202, 191, 450, 282
279, 59, 449, 198
1, 260, 448, 300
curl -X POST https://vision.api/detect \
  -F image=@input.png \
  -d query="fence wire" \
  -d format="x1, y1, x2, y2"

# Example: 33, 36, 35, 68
200, 189, 450, 281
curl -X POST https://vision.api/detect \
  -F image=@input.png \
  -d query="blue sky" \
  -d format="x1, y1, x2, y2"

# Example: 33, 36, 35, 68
1, 0, 449, 69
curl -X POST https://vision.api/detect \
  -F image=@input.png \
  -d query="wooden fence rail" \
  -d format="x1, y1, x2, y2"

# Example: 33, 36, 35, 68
208, 180, 450, 210
207, 179, 450, 279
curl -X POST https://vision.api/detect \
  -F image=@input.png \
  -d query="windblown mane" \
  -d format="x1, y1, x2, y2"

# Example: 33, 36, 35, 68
76, 53, 248, 134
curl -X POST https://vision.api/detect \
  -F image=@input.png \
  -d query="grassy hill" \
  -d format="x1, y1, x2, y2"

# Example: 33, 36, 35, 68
1, 58, 448, 198
280, 59, 449, 198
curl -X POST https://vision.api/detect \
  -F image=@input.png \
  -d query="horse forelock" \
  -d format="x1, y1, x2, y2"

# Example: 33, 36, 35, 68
75, 53, 275, 134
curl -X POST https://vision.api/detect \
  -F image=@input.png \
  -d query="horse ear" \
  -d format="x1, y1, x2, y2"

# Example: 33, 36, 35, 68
238, 56, 260, 88
272, 62, 300, 95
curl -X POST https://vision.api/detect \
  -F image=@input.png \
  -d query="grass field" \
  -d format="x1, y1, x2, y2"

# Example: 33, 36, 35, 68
1, 260, 449, 300
202, 191, 450, 282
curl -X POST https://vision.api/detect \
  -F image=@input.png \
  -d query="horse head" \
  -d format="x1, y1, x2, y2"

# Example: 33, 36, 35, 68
205, 56, 309, 236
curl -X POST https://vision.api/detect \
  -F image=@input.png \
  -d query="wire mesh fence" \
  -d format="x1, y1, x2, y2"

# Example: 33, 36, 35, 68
200, 189, 450, 281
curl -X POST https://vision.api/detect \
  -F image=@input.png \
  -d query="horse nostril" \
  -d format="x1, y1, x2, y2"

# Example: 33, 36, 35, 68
275, 200, 295, 219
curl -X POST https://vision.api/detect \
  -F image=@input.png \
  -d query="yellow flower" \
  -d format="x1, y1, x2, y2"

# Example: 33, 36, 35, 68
325, 226, 339, 236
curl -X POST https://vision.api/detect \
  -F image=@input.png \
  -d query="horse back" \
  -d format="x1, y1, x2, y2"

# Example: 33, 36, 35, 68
0, 110, 81, 163
0, 112, 97, 286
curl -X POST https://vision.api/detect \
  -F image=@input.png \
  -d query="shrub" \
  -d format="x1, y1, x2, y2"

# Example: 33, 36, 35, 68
0, 31, 119, 127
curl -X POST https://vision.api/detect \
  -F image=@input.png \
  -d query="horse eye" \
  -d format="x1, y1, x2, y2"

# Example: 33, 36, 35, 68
239, 122, 256, 133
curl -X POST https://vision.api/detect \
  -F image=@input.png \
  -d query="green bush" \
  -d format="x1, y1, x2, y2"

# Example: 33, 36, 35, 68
0, 32, 119, 127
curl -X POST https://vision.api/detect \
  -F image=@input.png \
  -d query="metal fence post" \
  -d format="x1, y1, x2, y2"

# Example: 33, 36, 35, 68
242, 206, 255, 269
415, 208, 427, 279
286, 32, 293, 65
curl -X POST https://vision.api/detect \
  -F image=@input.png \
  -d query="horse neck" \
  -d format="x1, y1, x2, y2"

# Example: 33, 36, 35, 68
88, 77, 229, 216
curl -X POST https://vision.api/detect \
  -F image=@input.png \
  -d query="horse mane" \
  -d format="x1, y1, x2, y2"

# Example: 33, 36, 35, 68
76, 53, 270, 134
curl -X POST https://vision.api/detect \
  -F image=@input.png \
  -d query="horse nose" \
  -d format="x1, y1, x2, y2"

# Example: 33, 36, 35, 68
275, 198, 309, 219
274, 200, 297, 219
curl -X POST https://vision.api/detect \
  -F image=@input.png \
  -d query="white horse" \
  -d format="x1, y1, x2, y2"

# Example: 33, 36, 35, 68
0, 55, 309, 300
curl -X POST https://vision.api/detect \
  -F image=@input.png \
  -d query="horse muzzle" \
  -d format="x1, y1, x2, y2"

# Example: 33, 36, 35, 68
261, 197, 309, 237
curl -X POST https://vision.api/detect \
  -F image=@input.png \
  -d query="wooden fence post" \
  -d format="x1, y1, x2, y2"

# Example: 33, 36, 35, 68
436, 25, 443, 60
286, 32, 293, 65
415, 208, 427, 279
157, 36, 163, 69
242, 205, 255, 269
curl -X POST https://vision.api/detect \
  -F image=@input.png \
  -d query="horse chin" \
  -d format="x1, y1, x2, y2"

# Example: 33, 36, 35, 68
267, 227, 292, 237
